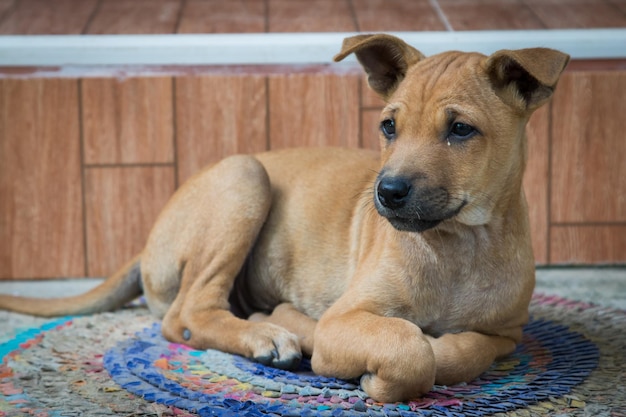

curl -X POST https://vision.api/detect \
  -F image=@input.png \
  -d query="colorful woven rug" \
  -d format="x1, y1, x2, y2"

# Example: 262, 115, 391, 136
1, 294, 624, 417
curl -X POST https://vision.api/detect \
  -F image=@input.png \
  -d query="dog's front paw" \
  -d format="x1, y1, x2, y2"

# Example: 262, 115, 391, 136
313, 313, 437, 403
244, 322, 302, 370
359, 335, 436, 403
360, 360, 435, 403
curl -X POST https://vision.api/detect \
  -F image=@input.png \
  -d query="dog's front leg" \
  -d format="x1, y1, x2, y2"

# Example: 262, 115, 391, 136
427, 331, 517, 386
312, 308, 436, 403
249, 303, 317, 356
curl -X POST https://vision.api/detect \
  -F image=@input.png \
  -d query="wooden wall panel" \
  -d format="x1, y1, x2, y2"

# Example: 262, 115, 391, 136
1, 63, 625, 280
523, 106, 550, 265
0, 0, 14, 18
175, 75, 268, 185
268, 73, 360, 149
177, 0, 266, 33
84, 167, 175, 277
550, 225, 626, 264
352, 0, 446, 31
361, 76, 385, 109
610, 0, 626, 14
0, 79, 84, 278
85, 0, 181, 34
0, 0, 98, 34
268, 0, 356, 32
82, 77, 174, 165
361, 109, 382, 151
524, 0, 626, 28
551, 72, 626, 223
438, 0, 544, 30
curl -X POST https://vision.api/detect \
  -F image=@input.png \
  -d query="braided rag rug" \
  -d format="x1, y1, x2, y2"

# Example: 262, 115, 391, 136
1, 294, 624, 417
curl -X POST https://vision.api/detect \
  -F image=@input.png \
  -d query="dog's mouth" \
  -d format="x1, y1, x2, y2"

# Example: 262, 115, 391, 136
374, 177, 467, 233
385, 216, 447, 233
382, 204, 465, 232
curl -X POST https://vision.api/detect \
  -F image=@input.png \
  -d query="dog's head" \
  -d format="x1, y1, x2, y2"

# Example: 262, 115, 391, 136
336, 34, 569, 233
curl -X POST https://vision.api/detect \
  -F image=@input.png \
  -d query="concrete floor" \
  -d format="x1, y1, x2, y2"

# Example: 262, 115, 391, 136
1, 267, 625, 310
533, 267, 626, 310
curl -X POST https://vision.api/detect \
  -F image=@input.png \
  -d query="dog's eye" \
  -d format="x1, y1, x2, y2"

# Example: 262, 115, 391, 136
380, 119, 396, 139
449, 122, 476, 140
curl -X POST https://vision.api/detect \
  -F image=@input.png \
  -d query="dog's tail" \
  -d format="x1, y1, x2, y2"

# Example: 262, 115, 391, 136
0, 255, 142, 317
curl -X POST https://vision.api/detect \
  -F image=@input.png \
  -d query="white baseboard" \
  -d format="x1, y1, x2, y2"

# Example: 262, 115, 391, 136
0, 29, 624, 67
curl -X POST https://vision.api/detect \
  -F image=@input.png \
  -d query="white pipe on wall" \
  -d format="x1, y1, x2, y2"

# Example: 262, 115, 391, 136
0, 30, 624, 66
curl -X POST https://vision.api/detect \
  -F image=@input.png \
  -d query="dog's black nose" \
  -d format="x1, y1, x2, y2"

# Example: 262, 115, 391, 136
377, 178, 411, 209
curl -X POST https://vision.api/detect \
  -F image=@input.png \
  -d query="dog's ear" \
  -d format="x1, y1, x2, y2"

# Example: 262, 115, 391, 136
486, 48, 570, 112
334, 34, 425, 100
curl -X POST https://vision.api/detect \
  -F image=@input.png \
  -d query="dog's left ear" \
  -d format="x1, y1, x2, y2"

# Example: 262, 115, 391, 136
334, 34, 425, 100
486, 48, 570, 112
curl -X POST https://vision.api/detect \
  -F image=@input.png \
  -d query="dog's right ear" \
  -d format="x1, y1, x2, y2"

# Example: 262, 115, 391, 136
334, 34, 425, 100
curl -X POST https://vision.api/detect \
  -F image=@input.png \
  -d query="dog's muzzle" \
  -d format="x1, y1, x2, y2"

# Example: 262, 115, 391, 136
375, 176, 465, 233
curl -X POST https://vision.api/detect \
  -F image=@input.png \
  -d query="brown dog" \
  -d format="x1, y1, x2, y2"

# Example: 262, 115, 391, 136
0, 34, 569, 403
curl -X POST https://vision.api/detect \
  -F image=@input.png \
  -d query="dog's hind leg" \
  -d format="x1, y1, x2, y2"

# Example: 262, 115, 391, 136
142, 155, 301, 369
162, 272, 302, 370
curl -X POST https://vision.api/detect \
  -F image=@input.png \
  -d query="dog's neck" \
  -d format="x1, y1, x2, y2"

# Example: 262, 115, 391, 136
398, 179, 530, 268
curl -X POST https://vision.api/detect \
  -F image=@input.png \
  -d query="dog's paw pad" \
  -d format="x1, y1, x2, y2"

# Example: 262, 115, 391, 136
249, 324, 302, 370
254, 347, 302, 370
272, 351, 302, 370
254, 349, 278, 366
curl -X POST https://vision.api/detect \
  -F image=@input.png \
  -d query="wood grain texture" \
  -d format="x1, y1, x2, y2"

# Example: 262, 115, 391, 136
0, 0, 97, 34
550, 225, 626, 264
84, 167, 175, 277
352, 0, 446, 31
0, 0, 15, 20
523, 106, 550, 265
268, 73, 360, 149
268, 0, 356, 32
85, 0, 181, 34
361, 76, 386, 109
0, 0, 624, 35
609, 0, 626, 14
81, 77, 174, 165
175, 75, 268, 185
361, 109, 382, 152
177, 0, 265, 33
438, 0, 545, 30
524, 0, 626, 28
0, 79, 84, 279
550, 71, 626, 223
